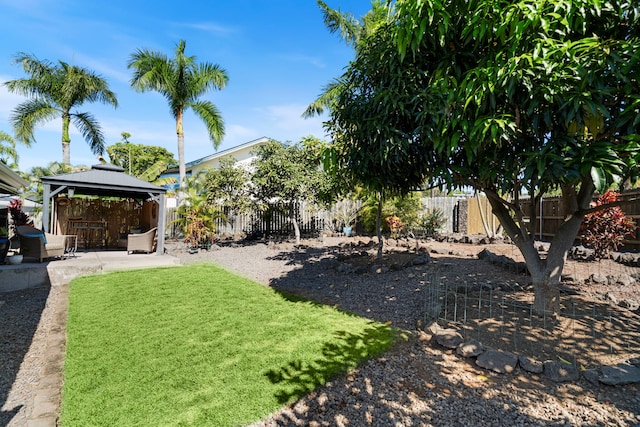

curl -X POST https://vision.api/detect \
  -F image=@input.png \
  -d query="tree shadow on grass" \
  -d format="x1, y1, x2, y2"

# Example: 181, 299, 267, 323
0, 286, 50, 426
265, 326, 395, 405
253, 244, 640, 426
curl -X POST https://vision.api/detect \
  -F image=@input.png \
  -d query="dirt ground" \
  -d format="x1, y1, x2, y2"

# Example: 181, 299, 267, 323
332, 237, 640, 369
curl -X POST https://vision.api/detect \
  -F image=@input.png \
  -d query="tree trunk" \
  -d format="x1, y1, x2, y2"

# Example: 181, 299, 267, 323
62, 142, 71, 166
176, 110, 185, 205
376, 192, 383, 259
62, 113, 71, 165
485, 188, 588, 316
290, 205, 301, 245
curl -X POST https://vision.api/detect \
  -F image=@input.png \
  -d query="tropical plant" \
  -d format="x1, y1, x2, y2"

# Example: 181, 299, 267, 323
4, 53, 118, 165
128, 40, 228, 197
420, 208, 446, 236
332, 199, 359, 230
359, 192, 421, 235
171, 173, 225, 249
0, 130, 19, 168
8, 198, 33, 230
385, 215, 403, 238
22, 162, 84, 203
303, 0, 390, 118
580, 191, 636, 260
326, 0, 640, 314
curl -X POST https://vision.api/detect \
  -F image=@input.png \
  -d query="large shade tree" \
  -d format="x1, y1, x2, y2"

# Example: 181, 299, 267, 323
327, 0, 640, 314
127, 40, 228, 197
4, 53, 118, 165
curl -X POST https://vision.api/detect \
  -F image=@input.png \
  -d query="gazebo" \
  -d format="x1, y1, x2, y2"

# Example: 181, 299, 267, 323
40, 164, 167, 255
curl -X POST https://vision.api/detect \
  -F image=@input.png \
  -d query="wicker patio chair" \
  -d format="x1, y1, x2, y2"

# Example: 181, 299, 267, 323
16, 225, 67, 262
127, 227, 157, 254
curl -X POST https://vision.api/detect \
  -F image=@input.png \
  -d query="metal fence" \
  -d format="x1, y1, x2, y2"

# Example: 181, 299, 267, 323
424, 270, 640, 367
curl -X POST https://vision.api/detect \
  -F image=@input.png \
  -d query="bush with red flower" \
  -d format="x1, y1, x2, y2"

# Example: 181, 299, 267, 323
580, 190, 636, 260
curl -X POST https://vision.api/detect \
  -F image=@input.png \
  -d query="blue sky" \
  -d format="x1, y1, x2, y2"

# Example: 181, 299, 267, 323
0, 0, 373, 172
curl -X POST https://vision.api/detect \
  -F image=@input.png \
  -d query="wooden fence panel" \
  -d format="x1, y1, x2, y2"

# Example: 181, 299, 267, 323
520, 190, 640, 249
420, 197, 463, 233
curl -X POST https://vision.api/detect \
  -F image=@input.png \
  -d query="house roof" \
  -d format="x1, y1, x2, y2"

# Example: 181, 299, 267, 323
164, 136, 271, 174
41, 163, 166, 199
0, 162, 28, 195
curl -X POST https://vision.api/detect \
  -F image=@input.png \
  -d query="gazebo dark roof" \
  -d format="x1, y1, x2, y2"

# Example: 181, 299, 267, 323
41, 163, 166, 199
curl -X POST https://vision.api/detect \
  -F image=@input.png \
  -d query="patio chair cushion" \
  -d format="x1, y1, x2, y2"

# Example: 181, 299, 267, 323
22, 232, 47, 244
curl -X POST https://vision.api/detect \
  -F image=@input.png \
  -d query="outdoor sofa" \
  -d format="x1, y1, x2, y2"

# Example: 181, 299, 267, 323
16, 225, 67, 262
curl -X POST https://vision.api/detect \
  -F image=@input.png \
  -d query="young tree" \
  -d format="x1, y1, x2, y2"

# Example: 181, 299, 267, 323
327, 0, 640, 314
251, 138, 328, 244
128, 40, 228, 197
203, 158, 252, 234
5, 53, 118, 165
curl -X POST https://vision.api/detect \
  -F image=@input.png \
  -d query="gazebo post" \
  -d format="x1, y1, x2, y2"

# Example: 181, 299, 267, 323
42, 183, 51, 233
157, 193, 166, 255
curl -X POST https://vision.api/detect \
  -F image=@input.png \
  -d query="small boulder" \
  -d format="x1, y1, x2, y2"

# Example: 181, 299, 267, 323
583, 369, 601, 387
543, 361, 580, 382
518, 355, 543, 374
598, 363, 640, 386
434, 329, 464, 349
619, 299, 640, 312
456, 339, 485, 358
476, 349, 518, 374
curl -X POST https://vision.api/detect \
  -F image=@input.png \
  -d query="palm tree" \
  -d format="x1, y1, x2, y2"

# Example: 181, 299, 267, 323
127, 40, 228, 198
0, 130, 19, 168
303, 0, 390, 117
4, 53, 118, 165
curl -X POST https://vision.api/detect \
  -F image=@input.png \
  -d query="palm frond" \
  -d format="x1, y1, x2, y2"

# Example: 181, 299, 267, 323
303, 78, 345, 117
10, 100, 59, 145
189, 100, 225, 147
71, 112, 105, 155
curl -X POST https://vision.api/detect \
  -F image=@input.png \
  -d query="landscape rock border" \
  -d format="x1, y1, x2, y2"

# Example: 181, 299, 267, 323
428, 322, 640, 386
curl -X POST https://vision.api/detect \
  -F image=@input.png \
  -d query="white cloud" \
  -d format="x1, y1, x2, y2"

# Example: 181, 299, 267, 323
263, 103, 325, 136
280, 54, 326, 69
175, 21, 238, 36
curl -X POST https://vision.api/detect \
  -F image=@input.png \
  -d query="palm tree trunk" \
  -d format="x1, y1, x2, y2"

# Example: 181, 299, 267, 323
62, 113, 71, 165
176, 110, 185, 204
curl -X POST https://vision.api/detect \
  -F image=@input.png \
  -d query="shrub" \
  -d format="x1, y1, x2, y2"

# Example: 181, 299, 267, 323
580, 191, 636, 260
385, 215, 403, 238
360, 192, 422, 234
8, 199, 33, 229
420, 208, 446, 235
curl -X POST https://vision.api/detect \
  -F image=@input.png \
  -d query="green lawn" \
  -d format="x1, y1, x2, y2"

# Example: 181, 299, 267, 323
61, 264, 395, 426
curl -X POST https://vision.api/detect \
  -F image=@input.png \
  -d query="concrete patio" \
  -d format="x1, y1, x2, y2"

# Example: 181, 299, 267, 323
0, 250, 181, 293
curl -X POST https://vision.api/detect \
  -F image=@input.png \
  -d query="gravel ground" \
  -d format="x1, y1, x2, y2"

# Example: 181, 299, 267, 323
0, 284, 63, 427
175, 237, 640, 427
1, 237, 639, 427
